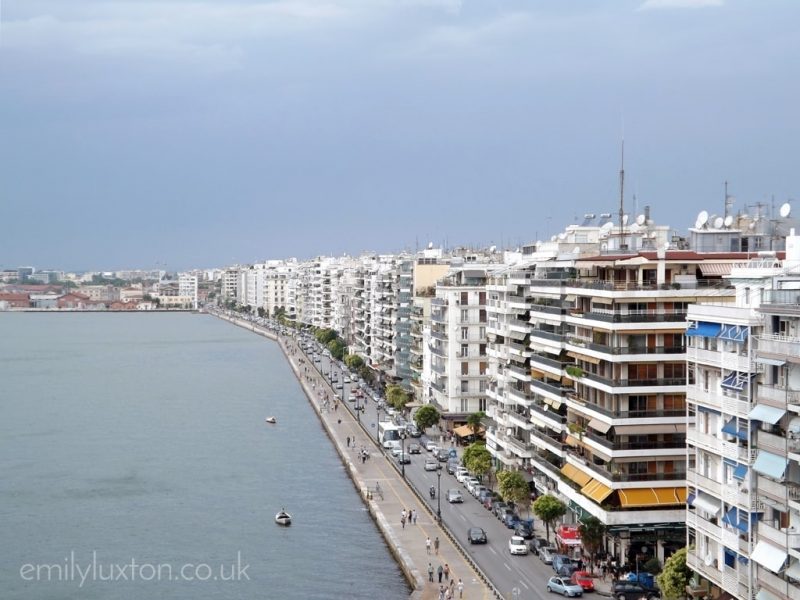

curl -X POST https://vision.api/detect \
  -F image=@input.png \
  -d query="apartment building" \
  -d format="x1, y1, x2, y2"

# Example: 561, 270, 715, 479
686, 229, 800, 600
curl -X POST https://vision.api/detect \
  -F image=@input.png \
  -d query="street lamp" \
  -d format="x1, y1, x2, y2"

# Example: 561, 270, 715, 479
400, 430, 407, 478
436, 471, 442, 522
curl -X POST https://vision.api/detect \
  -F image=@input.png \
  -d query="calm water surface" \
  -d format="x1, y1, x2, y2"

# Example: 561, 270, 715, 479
0, 312, 408, 599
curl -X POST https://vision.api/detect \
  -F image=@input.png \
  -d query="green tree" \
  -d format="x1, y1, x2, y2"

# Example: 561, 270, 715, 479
656, 547, 689, 600
462, 442, 492, 483
532, 495, 566, 543
414, 405, 440, 431
357, 364, 375, 385
257, 307, 265, 318
578, 516, 606, 568
386, 385, 411, 412
315, 328, 337, 345
466, 411, 486, 436
327, 338, 347, 361
497, 470, 531, 515
344, 353, 365, 371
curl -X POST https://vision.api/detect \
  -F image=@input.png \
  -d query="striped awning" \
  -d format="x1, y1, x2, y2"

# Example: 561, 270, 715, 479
561, 463, 592, 487
618, 487, 686, 507
581, 479, 614, 504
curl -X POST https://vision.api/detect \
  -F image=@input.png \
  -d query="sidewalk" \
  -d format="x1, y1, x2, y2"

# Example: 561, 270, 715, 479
214, 314, 494, 600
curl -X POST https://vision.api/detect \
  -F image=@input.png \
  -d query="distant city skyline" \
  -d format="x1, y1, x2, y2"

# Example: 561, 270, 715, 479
2, 0, 798, 271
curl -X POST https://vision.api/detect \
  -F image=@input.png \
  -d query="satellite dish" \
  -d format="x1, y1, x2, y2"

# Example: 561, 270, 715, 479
572, 246, 580, 254
489, 245, 497, 253
601, 222, 614, 234
714, 217, 724, 229
558, 233, 567, 241
749, 222, 756, 230
780, 202, 792, 218
551, 235, 557, 242
636, 214, 646, 226
723, 215, 734, 228
697, 211, 709, 227
427, 242, 434, 249
623, 214, 629, 225
694, 219, 703, 229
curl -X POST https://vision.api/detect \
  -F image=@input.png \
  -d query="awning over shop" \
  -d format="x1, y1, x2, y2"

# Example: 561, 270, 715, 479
588, 418, 611, 434
453, 424, 484, 437
719, 323, 748, 343
617, 487, 686, 507
566, 351, 601, 365
749, 404, 786, 424
556, 525, 582, 546
691, 492, 721, 515
581, 479, 614, 504
751, 541, 788, 574
561, 463, 592, 487
686, 322, 722, 338
753, 451, 789, 480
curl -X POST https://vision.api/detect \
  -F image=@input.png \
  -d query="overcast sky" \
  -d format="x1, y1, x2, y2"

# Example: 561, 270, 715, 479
1, 0, 798, 271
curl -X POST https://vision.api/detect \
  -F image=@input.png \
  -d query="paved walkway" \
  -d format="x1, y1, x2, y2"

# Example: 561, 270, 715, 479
215, 313, 494, 600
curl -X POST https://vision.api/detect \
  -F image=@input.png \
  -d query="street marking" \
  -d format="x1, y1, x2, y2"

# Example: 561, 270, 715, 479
489, 547, 497, 556
504, 563, 511, 572
520, 580, 530, 589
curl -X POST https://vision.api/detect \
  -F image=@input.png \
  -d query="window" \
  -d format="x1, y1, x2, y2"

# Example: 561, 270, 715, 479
479, 362, 487, 375
479, 326, 486, 338
461, 292, 468, 305
663, 395, 685, 411
629, 364, 656, 381
663, 363, 685, 379
460, 344, 469, 358
629, 462, 649, 475
461, 327, 468, 340
479, 381, 486, 393
460, 399, 469, 412
478, 398, 486, 411
461, 380, 469, 393
461, 362, 469, 375
479, 292, 486, 305
461, 309, 469, 322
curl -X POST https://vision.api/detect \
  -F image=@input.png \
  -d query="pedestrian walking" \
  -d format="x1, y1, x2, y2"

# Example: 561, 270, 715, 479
437, 564, 443, 583
457, 578, 463, 598
401, 515, 405, 529
426, 537, 431, 555
449, 578, 455, 595
444, 563, 450, 581
434, 536, 440, 555
412, 509, 417, 524
428, 563, 434, 582
439, 585, 445, 600
346, 436, 350, 447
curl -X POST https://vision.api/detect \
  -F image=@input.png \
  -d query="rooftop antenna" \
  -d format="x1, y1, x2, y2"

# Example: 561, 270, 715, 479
618, 139, 626, 250
724, 181, 735, 218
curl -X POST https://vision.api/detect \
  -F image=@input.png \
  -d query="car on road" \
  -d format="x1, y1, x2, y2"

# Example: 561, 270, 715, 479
553, 555, 578, 577
508, 536, 529, 555
436, 449, 450, 463
408, 443, 421, 454
514, 521, 534, 539
446, 460, 460, 475
406, 424, 421, 438
426, 443, 439, 455
424, 458, 440, 471
570, 571, 594, 592
455, 467, 470, 482
503, 512, 520, 529
395, 453, 411, 465
467, 527, 487, 544
334, 382, 343, 390
611, 581, 661, 600
348, 394, 357, 402
447, 489, 463, 503
546, 577, 584, 597
539, 546, 555, 565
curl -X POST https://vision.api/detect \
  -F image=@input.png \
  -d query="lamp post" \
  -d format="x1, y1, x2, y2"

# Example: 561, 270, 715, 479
400, 430, 406, 478
436, 471, 442, 522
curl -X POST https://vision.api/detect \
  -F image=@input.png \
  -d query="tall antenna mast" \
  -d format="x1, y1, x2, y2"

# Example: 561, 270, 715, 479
724, 181, 729, 218
618, 140, 626, 249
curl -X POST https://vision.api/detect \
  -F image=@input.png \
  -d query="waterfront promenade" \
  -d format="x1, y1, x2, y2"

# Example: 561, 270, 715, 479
214, 312, 494, 600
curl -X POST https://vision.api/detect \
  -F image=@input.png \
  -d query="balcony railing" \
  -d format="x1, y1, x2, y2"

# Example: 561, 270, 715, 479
530, 353, 572, 371
582, 309, 688, 323
530, 401, 567, 423
567, 394, 686, 419
758, 334, 800, 358
584, 431, 686, 451
568, 339, 686, 356
581, 372, 686, 388
758, 383, 800, 406
527, 278, 731, 291
530, 378, 571, 396
530, 329, 564, 343
578, 458, 686, 483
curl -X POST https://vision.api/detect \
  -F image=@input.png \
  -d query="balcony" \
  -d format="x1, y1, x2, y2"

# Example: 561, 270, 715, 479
584, 431, 686, 452
508, 386, 534, 404
757, 429, 789, 456
758, 334, 800, 358
580, 371, 686, 389
530, 353, 572, 371
530, 329, 564, 343
582, 309, 688, 323
508, 364, 532, 382
568, 393, 686, 420
758, 384, 800, 407
504, 435, 534, 457
758, 520, 800, 552
687, 468, 723, 497
530, 401, 567, 424
761, 289, 800, 314
567, 338, 686, 356
577, 457, 686, 483
530, 378, 571, 396
529, 428, 567, 453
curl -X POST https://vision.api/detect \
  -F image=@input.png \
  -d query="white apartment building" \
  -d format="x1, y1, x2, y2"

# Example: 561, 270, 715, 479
178, 272, 199, 309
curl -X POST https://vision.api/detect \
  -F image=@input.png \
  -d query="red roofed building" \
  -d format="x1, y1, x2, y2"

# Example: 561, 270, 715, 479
57, 292, 92, 309
0, 292, 31, 308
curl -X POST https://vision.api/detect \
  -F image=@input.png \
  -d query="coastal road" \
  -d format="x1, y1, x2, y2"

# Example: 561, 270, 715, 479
310, 351, 561, 600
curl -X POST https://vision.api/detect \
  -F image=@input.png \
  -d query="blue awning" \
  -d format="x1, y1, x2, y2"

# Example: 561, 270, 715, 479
719, 323, 749, 342
721, 418, 748, 441
753, 450, 789, 480
687, 493, 696, 506
749, 404, 786, 425
721, 370, 756, 391
733, 464, 748, 480
723, 506, 760, 533
686, 322, 722, 338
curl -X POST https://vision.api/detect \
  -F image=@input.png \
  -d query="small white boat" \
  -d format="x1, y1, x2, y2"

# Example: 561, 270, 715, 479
265, 416, 276, 424
275, 509, 292, 526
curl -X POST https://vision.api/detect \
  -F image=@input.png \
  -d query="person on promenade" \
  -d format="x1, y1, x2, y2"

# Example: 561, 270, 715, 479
438, 585, 445, 600
437, 564, 443, 583
443, 563, 449, 581
401, 510, 406, 529
426, 537, 431, 555
346, 436, 350, 447
457, 578, 463, 598
434, 536, 440, 555
449, 577, 455, 595
428, 563, 434, 582
412, 509, 417, 524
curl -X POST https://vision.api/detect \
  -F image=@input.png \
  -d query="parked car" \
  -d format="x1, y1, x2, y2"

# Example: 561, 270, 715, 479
611, 581, 661, 600
406, 424, 421, 438
446, 460, 460, 475
492, 501, 508, 519
472, 485, 487, 499
467, 527, 487, 544
483, 494, 498, 511
447, 489, 464, 503
508, 536, 529, 556
514, 521, 534, 539
408, 442, 421, 454
477, 489, 493, 505
546, 577, 583, 598
427, 443, 439, 455
464, 478, 481, 495
503, 512, 520, 529
552, 555, 578, 577
530, 537, 551, 554
436, 449, 450, 463
455, 467, 470, 482
570, 571, 594, 592
424, 458, 440, 471
539, 546, 555, 565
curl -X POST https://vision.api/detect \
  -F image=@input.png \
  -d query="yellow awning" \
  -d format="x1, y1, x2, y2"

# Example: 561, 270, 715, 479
453, 424, 484, 437
531, 369, 546, 380
565, 435, 581, 447
582, 479, 614, 504
618, 487, 686, 507
567, 351, 601, 365
561, 463, 592, 487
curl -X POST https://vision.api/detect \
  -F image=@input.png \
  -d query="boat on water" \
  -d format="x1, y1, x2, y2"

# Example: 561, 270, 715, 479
275, 509, 292, 526
265, 416, 276, 424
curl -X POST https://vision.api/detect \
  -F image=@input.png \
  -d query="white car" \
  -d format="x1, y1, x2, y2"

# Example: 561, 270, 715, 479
464, 478, 480, 494
508, 536, 529, 556
426, 443, 439, 455
424, 458, 439, 471
455, 467, 470, 482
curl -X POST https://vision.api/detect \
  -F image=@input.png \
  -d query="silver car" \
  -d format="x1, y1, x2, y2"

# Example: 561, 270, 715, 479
447, 489, 463, 503
546, 577, 583, 597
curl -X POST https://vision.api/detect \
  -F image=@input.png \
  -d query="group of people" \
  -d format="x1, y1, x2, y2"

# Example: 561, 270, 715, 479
400, 508, 418, 528
427, 562, 463, 599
